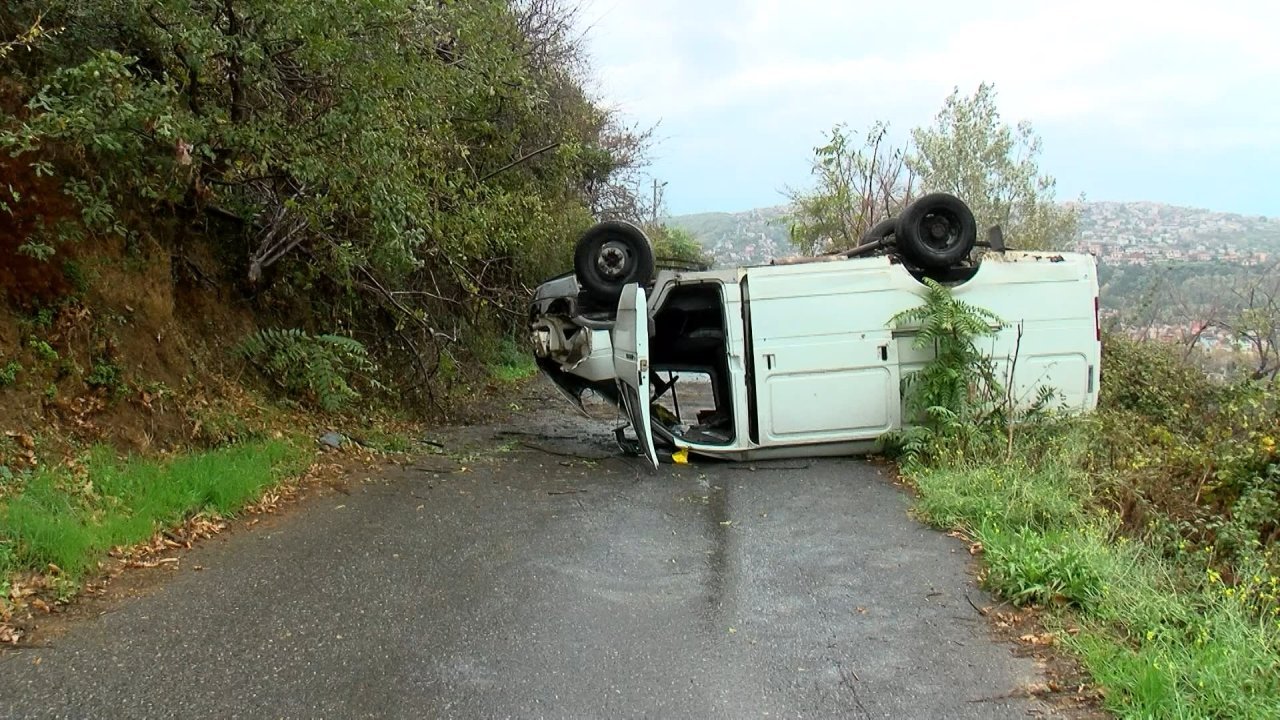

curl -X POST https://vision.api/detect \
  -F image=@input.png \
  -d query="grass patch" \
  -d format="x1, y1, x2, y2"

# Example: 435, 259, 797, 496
909, 437, 1280, 719
487, 336, 536, 383
0, 440, 311, 580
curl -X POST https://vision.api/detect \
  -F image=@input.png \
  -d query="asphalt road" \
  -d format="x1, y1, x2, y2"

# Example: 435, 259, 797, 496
0, 382, 1049, 719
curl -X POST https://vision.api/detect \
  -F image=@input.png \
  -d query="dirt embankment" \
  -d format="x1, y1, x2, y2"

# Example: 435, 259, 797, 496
0, 156, 273, 465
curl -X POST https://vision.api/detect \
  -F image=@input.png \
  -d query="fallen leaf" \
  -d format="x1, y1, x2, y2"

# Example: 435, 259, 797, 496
5, 431, 35, 450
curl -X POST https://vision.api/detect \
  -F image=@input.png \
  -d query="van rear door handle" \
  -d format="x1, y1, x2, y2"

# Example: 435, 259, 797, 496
764, 353, 775, 370
878, 344, 888, 362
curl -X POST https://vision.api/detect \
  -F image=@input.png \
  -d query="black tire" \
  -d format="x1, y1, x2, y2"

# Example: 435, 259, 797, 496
573, 220, 656, 303
859, 217, 898, 246
896, 193, 977, 269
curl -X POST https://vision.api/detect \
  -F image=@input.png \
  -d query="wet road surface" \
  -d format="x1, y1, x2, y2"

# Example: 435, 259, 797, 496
0, 382, 1049, 718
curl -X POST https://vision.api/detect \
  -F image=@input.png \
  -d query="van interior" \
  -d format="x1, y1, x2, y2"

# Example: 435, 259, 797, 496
648, 283, 735, 445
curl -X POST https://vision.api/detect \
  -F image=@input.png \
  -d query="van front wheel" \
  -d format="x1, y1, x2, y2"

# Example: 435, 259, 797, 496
896, 193, 977, 269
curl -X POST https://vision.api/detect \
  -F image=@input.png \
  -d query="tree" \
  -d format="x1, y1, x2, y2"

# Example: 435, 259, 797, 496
787, 84, 1075, 255
910, 83, 1076, 251
646, 224, 711, 268
1217, 262, 1280, 381
785, 122, 915, 255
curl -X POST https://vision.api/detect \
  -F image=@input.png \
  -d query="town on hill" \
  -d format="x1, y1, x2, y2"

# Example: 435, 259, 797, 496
667, 201, 1280, 269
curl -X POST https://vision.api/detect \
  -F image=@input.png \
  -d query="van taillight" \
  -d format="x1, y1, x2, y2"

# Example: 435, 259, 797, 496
1094, 296, 1101, 341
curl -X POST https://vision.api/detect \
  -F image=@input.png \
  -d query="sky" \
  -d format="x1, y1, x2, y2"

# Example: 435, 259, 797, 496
575, 0, 1280, 217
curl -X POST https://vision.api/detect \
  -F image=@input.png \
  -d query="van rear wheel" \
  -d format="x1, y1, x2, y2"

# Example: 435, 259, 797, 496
573, 221, 656, 303
896, 193, 977, 269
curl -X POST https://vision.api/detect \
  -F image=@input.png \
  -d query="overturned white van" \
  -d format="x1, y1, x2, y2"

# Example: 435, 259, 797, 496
530, 193, 1100, 468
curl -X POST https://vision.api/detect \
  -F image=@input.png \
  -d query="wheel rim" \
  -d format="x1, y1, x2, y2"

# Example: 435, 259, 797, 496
920, 209, 962, 252
596, 239, 633, 280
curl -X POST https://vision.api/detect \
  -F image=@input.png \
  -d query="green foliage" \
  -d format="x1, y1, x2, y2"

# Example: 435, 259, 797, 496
26, 337, 58, 364
0, 440, 309, 579
893, 278, 1003, 412
1100, 333, 1218, 428
981, 524, 1109, 609
0, 362, 21, 387
238, 329, 378, 412
85, 360, 124, 396
914, 456, 1087, 534
903, 332, 1280, 717
888, 278, 1004, 464
1096, 333, 1280, 567
910, 83, 1077, 251
0, 0, 651, 409
647, 224, 711, 267
486, 336, 536, 383
0, 14, 49, 60
787, 84, 1075, 254
786, 122, 911, 254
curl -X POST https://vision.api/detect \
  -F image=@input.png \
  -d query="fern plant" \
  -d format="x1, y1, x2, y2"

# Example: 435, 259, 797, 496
238, 329, 380, 412
888, 279, 1005, 465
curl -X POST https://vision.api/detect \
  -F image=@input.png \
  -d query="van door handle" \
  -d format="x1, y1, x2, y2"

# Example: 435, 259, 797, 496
764, 353, 775, 370
878, 344, 888, 362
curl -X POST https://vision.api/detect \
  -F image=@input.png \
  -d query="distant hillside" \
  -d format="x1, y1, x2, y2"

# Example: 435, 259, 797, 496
666, 207, 791, 266
668, 202, 1280, 268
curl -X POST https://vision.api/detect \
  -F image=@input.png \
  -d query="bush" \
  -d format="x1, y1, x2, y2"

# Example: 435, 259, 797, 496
85, 360, 124, 396
1099, 333, 1221, 432
0, 361, 20, 387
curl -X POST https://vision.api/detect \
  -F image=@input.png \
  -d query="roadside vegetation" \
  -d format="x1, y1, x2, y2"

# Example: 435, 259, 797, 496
893, 286, 1280, 719
0, 439, 310, 581
1, 0, 642, 630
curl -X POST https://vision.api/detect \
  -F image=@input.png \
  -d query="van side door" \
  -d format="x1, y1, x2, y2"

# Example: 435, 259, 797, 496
745, 265, 903, 446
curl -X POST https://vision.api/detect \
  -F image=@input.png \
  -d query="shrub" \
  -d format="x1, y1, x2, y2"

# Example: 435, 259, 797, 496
85, 360, 124, 396
0, 361, 20, 387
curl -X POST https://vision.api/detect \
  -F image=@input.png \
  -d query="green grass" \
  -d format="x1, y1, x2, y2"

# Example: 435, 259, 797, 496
487, 337, 536, 383
909, 430, 1280, 719
0, 440, 310, 580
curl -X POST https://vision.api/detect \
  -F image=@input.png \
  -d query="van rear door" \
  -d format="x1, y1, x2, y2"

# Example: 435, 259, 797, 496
612, 283, 659, 469
745, 265, 903, 446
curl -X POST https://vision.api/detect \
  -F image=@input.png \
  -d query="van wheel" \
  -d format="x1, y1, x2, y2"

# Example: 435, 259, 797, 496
574, 220, 656, 303
896, 193, 977, 269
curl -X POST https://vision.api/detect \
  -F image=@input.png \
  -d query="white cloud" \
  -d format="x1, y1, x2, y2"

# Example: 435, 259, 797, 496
575, 0, 1280, 213
588, 0, 1276, 120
